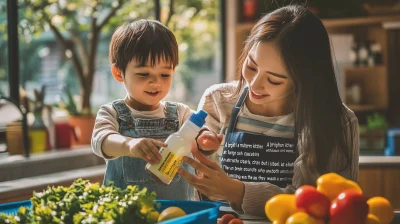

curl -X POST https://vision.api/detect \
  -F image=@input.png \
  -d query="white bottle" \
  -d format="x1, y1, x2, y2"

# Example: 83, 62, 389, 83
145, 110, 208, 185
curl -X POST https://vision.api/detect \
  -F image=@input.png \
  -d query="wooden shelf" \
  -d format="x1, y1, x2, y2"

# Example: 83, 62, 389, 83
235, 15, 400, 32
345, 65, 386, 76
345, 65, 385, 71
323, 15, 400, 28
348, 104, 387, 112
344, 65, 388, 110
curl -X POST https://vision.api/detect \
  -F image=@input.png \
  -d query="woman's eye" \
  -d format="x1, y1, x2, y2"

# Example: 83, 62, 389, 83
161, 74, 171, 78
246, 65, 256, 71
137, 73, 149, 77
268, 78, 281, 85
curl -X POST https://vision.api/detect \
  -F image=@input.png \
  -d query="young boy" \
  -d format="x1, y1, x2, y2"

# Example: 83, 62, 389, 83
91, 19, 195, 200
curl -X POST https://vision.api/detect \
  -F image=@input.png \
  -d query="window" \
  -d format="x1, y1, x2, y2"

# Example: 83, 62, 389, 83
0, 1, 8, 97
0, 0, 223, 200
1, 0, 222, 114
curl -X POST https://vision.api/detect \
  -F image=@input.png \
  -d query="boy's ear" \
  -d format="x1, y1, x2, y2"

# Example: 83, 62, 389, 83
111, 65, 124, 83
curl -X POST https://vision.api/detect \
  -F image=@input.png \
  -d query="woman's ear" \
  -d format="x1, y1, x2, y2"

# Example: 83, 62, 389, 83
111, 65, 124, 83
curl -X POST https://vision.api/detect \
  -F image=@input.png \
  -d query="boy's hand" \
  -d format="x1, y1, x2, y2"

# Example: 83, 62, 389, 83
196, 131, 224, 152
127, 138, 166, 164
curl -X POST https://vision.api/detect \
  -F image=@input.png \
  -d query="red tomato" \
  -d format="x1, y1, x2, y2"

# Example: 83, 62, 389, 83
228, 218, 244, 224
220, 214, 236, 224
295, 185, 330, 218
329, 190, 369, 224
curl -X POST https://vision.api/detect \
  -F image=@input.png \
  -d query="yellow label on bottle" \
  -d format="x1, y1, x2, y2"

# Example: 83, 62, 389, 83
158, 148, 183, 179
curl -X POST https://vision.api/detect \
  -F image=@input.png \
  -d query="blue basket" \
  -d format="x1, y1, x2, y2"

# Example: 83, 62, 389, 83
157, 200, 220, 224
0, 200, 31, 216
0, 200, 220, 224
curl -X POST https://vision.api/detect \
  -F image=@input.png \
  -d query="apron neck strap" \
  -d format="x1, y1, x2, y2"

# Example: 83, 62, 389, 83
226, 86, 249, 134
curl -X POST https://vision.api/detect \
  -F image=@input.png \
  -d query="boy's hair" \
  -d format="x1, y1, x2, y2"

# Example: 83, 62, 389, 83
109, 19, 178, 73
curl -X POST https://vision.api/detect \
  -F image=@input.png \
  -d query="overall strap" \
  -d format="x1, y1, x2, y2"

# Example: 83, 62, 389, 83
226, 87, 248, 134
112, 100, 131, 117
164, 102, 179, 119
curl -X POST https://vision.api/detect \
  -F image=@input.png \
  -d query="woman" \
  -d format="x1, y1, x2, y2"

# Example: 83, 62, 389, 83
177, 5, 359, 216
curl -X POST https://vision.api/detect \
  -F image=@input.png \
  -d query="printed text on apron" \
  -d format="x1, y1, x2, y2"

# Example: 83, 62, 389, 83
220, 87, 297, 188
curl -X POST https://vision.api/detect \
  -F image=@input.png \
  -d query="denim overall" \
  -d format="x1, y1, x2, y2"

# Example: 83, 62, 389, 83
220, 87, 297, 188
103, 100, 195, 200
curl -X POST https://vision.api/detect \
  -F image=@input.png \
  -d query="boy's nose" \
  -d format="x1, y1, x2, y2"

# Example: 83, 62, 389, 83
149, 77, 161, 86
150, 83, 161, 88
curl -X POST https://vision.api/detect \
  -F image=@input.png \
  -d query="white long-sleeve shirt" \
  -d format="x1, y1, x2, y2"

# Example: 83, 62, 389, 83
91, 100, 193, 159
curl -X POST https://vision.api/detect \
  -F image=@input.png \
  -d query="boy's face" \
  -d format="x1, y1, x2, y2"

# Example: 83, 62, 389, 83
118, 57, 174, 111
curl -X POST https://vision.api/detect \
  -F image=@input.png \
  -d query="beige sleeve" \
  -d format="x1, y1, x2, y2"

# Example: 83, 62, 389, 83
196, 86, 223, 135
176, 102, 195, 126
91, 103, 120, 160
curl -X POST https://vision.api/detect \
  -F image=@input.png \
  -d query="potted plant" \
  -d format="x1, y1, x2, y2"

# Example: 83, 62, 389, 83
359, 113, 388, 154
57, 85, 93, 145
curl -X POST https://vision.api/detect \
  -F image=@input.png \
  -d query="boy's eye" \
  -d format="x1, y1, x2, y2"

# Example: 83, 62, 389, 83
246, 64, 256, 71
161, 74, 171, 78
137, 73, 149, 77
268, 78, 282, 85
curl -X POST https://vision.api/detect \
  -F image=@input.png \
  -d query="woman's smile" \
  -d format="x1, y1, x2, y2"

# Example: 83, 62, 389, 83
250, 89, 269, 99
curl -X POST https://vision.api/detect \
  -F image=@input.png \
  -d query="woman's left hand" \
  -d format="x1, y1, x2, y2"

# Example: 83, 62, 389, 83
178, 148, 245, 204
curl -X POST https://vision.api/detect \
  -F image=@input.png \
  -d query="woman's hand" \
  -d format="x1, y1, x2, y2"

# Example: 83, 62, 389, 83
197, 130, 224, 152
178, 148, 245, 205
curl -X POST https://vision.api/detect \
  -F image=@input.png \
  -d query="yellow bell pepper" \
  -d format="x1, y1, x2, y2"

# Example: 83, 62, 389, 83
316, 172, 362, 201
285, 212, 325, 224
367, 197, 395, 224
265, 194, 297, 223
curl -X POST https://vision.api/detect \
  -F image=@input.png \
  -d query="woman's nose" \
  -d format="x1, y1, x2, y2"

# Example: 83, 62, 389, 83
251, 73, 265, 90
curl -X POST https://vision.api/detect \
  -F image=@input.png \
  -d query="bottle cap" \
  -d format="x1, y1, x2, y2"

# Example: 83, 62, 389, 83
189, 110, 208, 128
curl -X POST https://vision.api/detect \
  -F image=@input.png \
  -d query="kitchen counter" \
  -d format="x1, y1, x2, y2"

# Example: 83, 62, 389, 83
0, 165, 105, 203
0, 146, 104, 182
1, 147, 400, 206
359, 156, 400, 166
242, 221, 270, 224
1, 147, 399, 167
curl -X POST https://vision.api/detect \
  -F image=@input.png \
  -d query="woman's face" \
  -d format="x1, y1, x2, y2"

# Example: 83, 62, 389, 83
242, 41, 294, 112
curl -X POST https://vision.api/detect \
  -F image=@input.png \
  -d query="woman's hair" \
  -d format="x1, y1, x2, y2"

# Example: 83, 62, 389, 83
235, 5, 354, 174
109, 19, 178, 73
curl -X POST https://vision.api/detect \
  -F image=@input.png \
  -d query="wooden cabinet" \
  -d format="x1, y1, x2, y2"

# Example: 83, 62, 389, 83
344, 66, 388, 112
358, 165, 400, 210
358, 167, 383, 199
382, 167, 400, 210
325, 19, 391, 113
